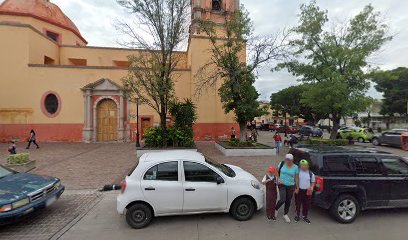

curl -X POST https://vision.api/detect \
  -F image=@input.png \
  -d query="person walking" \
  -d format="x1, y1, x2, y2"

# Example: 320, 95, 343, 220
262, 166, 278, 221
275, 154, 299, 223
8, 141, 17, 154
251, 127, 259, 142
273, 133, 282, 153
231, 127, 236, 140
295, 160, 315, 224
26, 129, 40, 149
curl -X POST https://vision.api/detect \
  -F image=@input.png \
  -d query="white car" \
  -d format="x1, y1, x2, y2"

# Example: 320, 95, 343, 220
117, 151, 264, 229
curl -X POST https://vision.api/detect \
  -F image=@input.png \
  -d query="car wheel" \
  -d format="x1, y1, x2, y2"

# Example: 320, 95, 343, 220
126, 203, 153, 229
330, 194, 360, 224
230, 197, 255, 221
358, 137, 365, 143
372, 138, 381, 146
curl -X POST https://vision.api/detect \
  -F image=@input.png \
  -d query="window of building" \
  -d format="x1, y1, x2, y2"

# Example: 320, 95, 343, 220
69, 58, 87, 66
113, 60, 129, 68
183, 162, 220, 182
143, 162, 178, 181
44, 56, 55, 65
353, 157, 381, 175
212, 0, 222, 11
381, 157, 408, 175
44, 94, 59, 115
46, 31, 60, 42
323, 155, 353, 174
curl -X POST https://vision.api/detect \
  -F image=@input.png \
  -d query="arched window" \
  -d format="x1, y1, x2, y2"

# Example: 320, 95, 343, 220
212, 0, 222, 11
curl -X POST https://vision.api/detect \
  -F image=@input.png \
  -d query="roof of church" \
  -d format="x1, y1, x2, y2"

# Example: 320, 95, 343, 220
0, 0, 87, 44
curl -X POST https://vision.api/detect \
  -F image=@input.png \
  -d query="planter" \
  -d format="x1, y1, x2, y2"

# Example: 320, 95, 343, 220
5, 160, 36, 172
136, 147, 198, 158
215, 142, 276, 157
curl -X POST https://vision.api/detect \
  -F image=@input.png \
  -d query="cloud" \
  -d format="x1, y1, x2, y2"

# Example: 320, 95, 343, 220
3, 0, 406, 100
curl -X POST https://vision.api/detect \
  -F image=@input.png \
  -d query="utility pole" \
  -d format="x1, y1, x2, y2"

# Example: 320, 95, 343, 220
136, 98, 140, 148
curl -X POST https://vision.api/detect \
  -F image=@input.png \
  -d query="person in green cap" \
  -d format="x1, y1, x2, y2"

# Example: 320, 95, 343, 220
294, 159, 315, 224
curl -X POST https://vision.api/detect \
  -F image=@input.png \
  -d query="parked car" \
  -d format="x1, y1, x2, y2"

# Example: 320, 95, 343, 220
269, 123, 281, 131
258, 123, 271, 131
372, 129, 408, 147
117, 151, 264, 229
290, 145, 408, 223
0, 165, 65, 225
337, 127, 374, 143
299, 126, 323, 137
276, 125, 299, 134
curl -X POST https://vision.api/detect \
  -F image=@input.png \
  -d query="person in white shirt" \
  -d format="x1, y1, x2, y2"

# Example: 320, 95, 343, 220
294, 160, 315, 224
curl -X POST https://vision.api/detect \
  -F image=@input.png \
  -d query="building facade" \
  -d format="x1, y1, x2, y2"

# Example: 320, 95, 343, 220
0, 0, 241, 143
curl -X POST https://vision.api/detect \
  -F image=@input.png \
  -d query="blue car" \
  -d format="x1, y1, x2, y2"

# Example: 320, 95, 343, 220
0, 165, 65, 224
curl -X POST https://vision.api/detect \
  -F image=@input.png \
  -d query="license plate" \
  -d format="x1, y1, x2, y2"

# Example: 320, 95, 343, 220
46, 196, 57, 207
24, 208, 34, 215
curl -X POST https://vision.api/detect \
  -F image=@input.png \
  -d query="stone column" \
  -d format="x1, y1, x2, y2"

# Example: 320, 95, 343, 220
82, 90, 93, 143
118, 93, 125, 141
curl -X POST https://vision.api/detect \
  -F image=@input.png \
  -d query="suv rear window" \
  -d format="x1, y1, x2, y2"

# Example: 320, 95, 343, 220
352, 157, 381, 175
323, 155, 353, 174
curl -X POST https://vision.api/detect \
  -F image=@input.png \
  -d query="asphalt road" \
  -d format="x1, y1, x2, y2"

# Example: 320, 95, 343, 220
60, 191, 408, 240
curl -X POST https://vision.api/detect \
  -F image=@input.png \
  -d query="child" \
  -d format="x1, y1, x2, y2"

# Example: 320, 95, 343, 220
295, 160, 316, 224
262, 166, 278, 221
8, 141, 16, 155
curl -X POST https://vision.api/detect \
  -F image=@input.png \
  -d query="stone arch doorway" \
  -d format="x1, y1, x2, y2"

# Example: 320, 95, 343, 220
97, 99, 118, 142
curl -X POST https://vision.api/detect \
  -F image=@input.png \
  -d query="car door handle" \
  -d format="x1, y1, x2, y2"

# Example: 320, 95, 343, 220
185, 188, 196, 192
144, 187, 155, 191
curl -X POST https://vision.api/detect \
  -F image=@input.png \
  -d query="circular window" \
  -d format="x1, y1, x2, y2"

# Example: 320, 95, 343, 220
41, 92, 61, 117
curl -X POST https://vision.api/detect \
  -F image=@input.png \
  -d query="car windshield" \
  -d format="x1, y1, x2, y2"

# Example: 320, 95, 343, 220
0, 165, 15, 179
206, 159, 236, 178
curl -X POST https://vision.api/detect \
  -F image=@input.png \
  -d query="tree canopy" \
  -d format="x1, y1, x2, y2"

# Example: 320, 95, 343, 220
372, 67, 408, 116
277, 1, 391, 138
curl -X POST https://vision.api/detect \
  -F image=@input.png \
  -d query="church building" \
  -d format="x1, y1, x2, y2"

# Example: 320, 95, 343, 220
0, 0, 242, 142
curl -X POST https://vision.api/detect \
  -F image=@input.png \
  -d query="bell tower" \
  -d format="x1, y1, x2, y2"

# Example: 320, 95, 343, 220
191, 0, 240, 34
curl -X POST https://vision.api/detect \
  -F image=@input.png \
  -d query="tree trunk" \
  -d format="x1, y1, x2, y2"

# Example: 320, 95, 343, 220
330, 116, 341, 139
160, 104, 168, 148
239, 122, 247, 141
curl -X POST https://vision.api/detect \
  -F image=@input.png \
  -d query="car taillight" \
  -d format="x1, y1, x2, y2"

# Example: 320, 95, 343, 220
315, 176, 324, 192
121, 180, 127, 194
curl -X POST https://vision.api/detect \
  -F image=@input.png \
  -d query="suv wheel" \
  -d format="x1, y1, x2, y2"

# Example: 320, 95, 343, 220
372, 138, 380, 146
358, 137, 365, 143
230, 197, 255, 221
330, 194, 360, 224
126, 203, 153, 229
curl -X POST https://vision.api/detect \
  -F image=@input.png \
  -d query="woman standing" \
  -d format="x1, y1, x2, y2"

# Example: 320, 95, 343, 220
275, 154, 299, 223
26, 129, 40, 149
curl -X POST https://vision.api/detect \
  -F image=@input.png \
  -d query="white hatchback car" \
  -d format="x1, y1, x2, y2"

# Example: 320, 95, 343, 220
117, 151, 264, 228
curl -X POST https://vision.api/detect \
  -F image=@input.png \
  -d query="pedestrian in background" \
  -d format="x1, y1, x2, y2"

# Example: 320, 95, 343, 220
273, 133, 282, 153
251, 127, 259, 142
26, 129, 40, 149
231, 127, 236, 140
262, 166, 278, 221
8, 141, 17, 154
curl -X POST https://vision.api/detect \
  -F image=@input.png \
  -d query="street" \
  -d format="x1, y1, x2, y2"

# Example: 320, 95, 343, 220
1, 131, 408, 240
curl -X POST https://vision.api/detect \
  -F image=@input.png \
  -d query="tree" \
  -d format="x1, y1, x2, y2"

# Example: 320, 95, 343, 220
117, 0, 190, 147
278, 1, 392, 138
270, 84, 326, 125
372, 67, 408, 117
196, 8, 289, 140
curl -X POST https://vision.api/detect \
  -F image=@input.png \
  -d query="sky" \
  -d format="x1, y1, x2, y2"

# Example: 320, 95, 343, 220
4, 0, 408, 100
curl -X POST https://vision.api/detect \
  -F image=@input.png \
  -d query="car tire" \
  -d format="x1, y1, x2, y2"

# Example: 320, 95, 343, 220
230, 197, 255, 221
126, 203, 153, 229
372, 138, 381, 146
330, 194, 360, 224
358, 137, 365, 143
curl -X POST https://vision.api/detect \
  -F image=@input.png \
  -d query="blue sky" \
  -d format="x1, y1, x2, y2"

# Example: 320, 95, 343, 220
4, 0, 407, 100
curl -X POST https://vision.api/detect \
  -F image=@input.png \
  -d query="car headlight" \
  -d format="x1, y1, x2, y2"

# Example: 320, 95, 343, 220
55, 181, 61, 189
0, 204, 12, 213
251, 180, 261, 190
12, 198, 30, 209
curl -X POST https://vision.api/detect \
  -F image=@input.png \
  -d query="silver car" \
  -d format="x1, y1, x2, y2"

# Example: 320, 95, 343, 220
372, 129, 408, 147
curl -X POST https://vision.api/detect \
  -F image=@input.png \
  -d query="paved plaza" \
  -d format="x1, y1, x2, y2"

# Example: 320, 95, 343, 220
1, 131, 408, 239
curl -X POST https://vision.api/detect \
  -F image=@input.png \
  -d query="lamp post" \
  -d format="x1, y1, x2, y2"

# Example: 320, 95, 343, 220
136, 98, 140, 148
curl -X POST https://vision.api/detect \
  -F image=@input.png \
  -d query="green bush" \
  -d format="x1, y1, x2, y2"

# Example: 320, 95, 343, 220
227, 139, 256, 147
144, 126, 195, 148
7, 153, 30, 165
306, 138, 349, 146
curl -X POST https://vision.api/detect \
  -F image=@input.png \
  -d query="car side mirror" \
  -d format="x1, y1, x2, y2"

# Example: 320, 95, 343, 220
216, 177, 224, 185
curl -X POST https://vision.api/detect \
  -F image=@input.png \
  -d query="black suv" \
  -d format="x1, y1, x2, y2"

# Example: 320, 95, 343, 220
290, 145, 408, 223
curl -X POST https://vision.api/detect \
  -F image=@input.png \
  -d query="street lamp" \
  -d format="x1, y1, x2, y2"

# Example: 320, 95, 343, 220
136, 98, 140, 148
